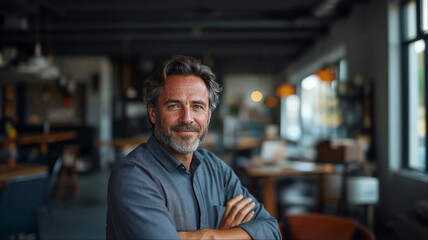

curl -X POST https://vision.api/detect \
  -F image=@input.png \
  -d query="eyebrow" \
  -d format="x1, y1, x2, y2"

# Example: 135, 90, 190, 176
163, 99, 207, 107
192, 100, 207, 107
163, 99, 180, 105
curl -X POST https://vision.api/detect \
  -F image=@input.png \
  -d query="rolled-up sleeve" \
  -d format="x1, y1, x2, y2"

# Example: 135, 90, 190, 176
106, 163, 179, 240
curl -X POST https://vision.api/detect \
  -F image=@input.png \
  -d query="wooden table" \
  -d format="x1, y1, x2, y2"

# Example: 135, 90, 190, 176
95, 135, 150, 158
0, 164, 48, 189
0, 131, 77, 165
241, 159, 334, 219
18, 131, 77, 155
95, 135, 150, 149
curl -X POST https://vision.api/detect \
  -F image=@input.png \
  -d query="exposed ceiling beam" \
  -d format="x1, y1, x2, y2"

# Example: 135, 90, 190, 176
1, 41, 308, 57
0, 31, 323, 42
44, 0, 319, 11
23, 19, 332, 31
0, 0, 366, 74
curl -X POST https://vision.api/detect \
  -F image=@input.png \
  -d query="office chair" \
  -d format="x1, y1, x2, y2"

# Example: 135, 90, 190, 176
47, 155, 63, 204
0, 173, 49, 239
56, 145, 80, 200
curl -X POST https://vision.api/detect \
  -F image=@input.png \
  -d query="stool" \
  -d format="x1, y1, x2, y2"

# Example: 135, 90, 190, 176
56, 145, 79, 200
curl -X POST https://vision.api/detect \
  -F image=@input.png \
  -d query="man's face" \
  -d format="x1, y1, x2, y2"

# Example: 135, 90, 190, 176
148, 74, 211, 154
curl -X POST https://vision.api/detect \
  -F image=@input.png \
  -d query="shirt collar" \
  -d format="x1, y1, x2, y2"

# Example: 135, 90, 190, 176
146, 135, 203, 173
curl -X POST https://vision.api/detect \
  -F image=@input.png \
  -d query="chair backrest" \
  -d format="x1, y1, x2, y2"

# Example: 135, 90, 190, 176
283, 213, 375, 240
47, 156, 63, 201
0, 173, 49, 238
62, 145, 79, 167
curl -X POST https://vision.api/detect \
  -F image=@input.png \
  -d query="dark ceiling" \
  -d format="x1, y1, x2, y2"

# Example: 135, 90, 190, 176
0, 0, 367, 73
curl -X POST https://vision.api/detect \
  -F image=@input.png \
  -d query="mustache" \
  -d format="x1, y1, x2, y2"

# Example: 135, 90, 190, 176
170, 124, 201, 132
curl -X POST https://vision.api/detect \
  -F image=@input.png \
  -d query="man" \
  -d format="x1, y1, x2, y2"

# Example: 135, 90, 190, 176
107, 55, 281, 239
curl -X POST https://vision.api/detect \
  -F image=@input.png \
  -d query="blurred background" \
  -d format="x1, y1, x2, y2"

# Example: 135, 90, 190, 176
0, 0, 427, 239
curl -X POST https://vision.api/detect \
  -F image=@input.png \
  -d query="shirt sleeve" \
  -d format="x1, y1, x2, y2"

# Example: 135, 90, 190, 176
217, 154, 282, 240
106, 163, 180, 240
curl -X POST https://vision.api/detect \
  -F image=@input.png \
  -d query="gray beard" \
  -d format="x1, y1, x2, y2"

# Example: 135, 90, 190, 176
155, 120, 209, 154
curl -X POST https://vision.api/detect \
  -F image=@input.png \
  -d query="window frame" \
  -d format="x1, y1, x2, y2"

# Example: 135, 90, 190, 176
400, 0, 428, 172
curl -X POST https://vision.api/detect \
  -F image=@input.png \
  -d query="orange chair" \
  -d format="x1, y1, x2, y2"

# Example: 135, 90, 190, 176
282, 213, 375, 240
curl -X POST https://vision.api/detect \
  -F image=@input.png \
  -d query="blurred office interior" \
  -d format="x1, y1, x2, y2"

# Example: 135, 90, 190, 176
0, 0, 427, 239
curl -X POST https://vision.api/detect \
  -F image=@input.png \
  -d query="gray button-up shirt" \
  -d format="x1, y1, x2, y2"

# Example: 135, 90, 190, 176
107, 136, 281, 239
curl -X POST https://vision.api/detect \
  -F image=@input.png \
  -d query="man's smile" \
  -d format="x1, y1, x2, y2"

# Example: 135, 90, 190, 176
175, 129, 197, 136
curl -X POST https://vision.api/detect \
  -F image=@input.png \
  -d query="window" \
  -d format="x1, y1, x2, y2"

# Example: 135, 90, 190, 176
401, 0, 427, 172
280, 95, 301, 142
423, 0, 428, 32
299, 63, 343, 142
403, 0, 417, 40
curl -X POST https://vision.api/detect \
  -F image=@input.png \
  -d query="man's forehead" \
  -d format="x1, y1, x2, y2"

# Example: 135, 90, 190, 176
157, 75, 208, 103
162, 75, 208, 93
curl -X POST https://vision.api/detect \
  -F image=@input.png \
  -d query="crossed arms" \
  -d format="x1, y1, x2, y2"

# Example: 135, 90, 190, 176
107, 157, 281, 240
178, 195, 255, 239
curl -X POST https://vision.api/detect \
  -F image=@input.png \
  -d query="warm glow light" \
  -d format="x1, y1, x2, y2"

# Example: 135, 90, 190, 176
251, 91, 263, 102
276, 83, 296, 98
265, 96, 278, 108
315, 67, 335, 82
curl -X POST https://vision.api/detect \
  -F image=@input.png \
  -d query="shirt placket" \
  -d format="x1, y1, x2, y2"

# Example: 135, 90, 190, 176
192, 165, 207, 229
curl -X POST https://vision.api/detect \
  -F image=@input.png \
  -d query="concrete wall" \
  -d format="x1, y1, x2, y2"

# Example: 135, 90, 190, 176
282, 0, 427, 229
55, 56, 114, 168
222, 74, 275, 108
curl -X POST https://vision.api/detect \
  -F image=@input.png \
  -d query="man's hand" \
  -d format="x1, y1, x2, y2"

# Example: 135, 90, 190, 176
178, 195, 255, 239
218, 194, 255, 230
178, 227, 250, 240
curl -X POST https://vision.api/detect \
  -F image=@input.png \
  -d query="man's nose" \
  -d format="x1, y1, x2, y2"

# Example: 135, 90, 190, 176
180, 106, 194, 124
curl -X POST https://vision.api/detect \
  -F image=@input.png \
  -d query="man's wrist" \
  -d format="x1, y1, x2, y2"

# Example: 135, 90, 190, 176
178, 227, 251, 240
178, 229, 214, 240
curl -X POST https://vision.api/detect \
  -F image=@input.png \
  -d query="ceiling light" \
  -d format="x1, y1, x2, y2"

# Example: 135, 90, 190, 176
265, 97, 278, 108
16, 42, 60, 79
251, 91, 263, 102
276, 83, 296, 98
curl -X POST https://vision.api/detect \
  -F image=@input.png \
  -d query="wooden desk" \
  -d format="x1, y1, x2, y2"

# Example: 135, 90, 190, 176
241, 159, 334, 219
0, 131, 77, 165
95, 135, 150, 149
111, 135, 150, 149
0, 164, 48, 189
18, 131, 77, 155
95, 135, 150, 158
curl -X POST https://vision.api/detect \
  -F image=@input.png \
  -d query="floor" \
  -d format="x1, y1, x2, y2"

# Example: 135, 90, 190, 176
38, 169, 109, 240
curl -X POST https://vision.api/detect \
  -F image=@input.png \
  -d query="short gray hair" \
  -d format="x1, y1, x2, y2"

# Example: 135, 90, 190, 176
143, 55, 222, 111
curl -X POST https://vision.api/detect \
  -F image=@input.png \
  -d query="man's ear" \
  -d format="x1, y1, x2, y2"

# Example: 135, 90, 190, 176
148, 104, 156, 125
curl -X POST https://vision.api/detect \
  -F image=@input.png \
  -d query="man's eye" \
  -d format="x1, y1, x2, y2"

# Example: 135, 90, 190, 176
168, 104, 178, 109
194, 105, 203, 109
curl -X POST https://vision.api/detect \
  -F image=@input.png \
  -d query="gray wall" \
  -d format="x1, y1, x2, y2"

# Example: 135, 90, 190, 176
282, 0, 427, 228
55, 56, 115, 168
